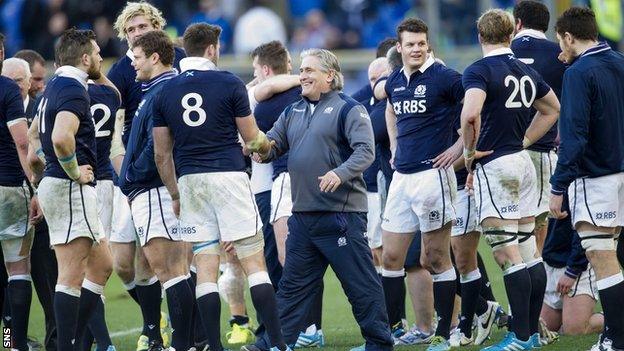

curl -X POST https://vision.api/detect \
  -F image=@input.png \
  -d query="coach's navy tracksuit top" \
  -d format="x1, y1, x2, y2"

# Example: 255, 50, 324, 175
119, 70, 177, 201
550, 43, 624, 194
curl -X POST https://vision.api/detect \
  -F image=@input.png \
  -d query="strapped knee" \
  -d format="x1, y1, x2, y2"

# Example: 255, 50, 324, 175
232, 230, 265, 259
483, 224, 518, 251
518, 222, 538, 263
579, 231, 616, 251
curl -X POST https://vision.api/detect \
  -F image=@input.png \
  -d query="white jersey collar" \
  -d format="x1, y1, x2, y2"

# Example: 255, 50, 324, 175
513, 29, 547, 40
484, 47, 514, 58
55, 65, 88, 90
180, 57, 217, 72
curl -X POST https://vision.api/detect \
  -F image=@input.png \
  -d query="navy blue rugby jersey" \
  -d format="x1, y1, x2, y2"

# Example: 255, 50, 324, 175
254, 86, 301, 179
153, 67, 250, 177
38, 69, 96, 182
462, 48, 550, 166
384, 57, 464, 174
88, 84, 120, 181
511, 30, 566, 152
107, 47, 185, 146
0, 76, 27, 186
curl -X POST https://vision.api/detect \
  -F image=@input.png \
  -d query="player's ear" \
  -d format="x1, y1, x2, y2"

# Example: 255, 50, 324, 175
150, 52, 160, 65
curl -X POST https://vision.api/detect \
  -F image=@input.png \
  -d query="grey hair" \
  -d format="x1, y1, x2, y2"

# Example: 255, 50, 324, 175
1, 57, 31, 79
386, 46, 402, 71
300, 48, 344, 91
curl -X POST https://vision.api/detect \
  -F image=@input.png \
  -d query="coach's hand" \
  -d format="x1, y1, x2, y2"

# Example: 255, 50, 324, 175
76, 165, 94, 184
318, 171, 341, 193
556, 273, 575, 295
549, 194, 568, 219
29, 196, 44, 224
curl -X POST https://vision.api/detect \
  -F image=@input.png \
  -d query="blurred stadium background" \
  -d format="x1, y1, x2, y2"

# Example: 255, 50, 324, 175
1, 0, 621, 95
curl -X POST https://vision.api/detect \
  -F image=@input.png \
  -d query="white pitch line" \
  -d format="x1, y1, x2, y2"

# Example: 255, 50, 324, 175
110, 327, 143, 338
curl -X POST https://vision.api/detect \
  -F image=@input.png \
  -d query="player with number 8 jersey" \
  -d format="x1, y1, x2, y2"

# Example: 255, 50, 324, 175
153, 23, 288, 351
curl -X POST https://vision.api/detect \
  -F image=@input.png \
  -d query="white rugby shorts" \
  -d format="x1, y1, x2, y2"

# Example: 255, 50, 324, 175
178, 172, 262, 244
96, 180, 114, 238
527, 150, 557, 216
543, 262, 598, 310
110, 186, 136, 243
568, 172, 624, 228
38, 177, 103, 246
367, 191, 382, 249
452, 187, 481, 236
474, 151, 537, 223
270, 172, 292, 224
0, 183, 34, 262
382, 168, 457, 234
130, 186, 180, 247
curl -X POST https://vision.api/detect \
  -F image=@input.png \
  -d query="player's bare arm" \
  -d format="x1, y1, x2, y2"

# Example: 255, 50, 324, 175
51, 111, 93, 184
523, 90, 560, 148
373, 77, 388, 100
9, 119, 33, 181
384, 98, 398, 167
253, 74, 300, 102
236, 114, 274, 159
109, 109, 125, 175
460, 88, 486, 172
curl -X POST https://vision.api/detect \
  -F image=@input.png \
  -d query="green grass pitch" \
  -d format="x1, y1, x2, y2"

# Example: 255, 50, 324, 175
24, 243, 599, 350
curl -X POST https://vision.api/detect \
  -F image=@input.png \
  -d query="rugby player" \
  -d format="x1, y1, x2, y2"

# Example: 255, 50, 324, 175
109, 3, 186, 348
381, 18, 465, 351
0, 34, 38, 351
550, 7, 624, 351
461, 9, 559, 350
31, 28, 115, 351
153, 23, 287, 351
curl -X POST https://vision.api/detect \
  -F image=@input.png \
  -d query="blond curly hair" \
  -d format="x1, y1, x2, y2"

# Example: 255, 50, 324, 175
114, 2, 166, 41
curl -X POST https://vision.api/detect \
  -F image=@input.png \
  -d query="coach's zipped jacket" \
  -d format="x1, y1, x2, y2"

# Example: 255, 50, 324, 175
265, 90, 375, 213
118, 70, 177, 201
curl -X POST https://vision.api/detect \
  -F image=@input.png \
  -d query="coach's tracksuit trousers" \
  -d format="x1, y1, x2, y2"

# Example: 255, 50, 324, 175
259, 212, 393, 350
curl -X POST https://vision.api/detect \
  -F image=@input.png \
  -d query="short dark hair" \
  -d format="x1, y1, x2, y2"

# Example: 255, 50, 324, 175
132, 30, 174, 66
183, 23, 221, 57
14, 49, 45, 70
55, 28, 97, 66
251, 40, 288, 75
513, 0, 550, 32
555, 7, 598, 41
397, 18, 428, 43
376, 37, 398, 58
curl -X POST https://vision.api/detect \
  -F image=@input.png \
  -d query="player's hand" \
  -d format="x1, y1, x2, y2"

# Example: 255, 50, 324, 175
558, 52, 570, 64
390, 154, 396, 170
465, 172, 475, 195
433, 145, 462, 169
464, 156, 474, 175
318, 171, 341, 193
172, 198, 180, 218
76, 165, 94, 184
29, 196, 44, 224
475, 150, 494, 160
556, 274, 576, 295
549, 193, 568, 219
222, 241, 236, 254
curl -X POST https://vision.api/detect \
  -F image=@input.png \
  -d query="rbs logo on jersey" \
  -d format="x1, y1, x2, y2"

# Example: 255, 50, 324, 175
393, 99, 427, 115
